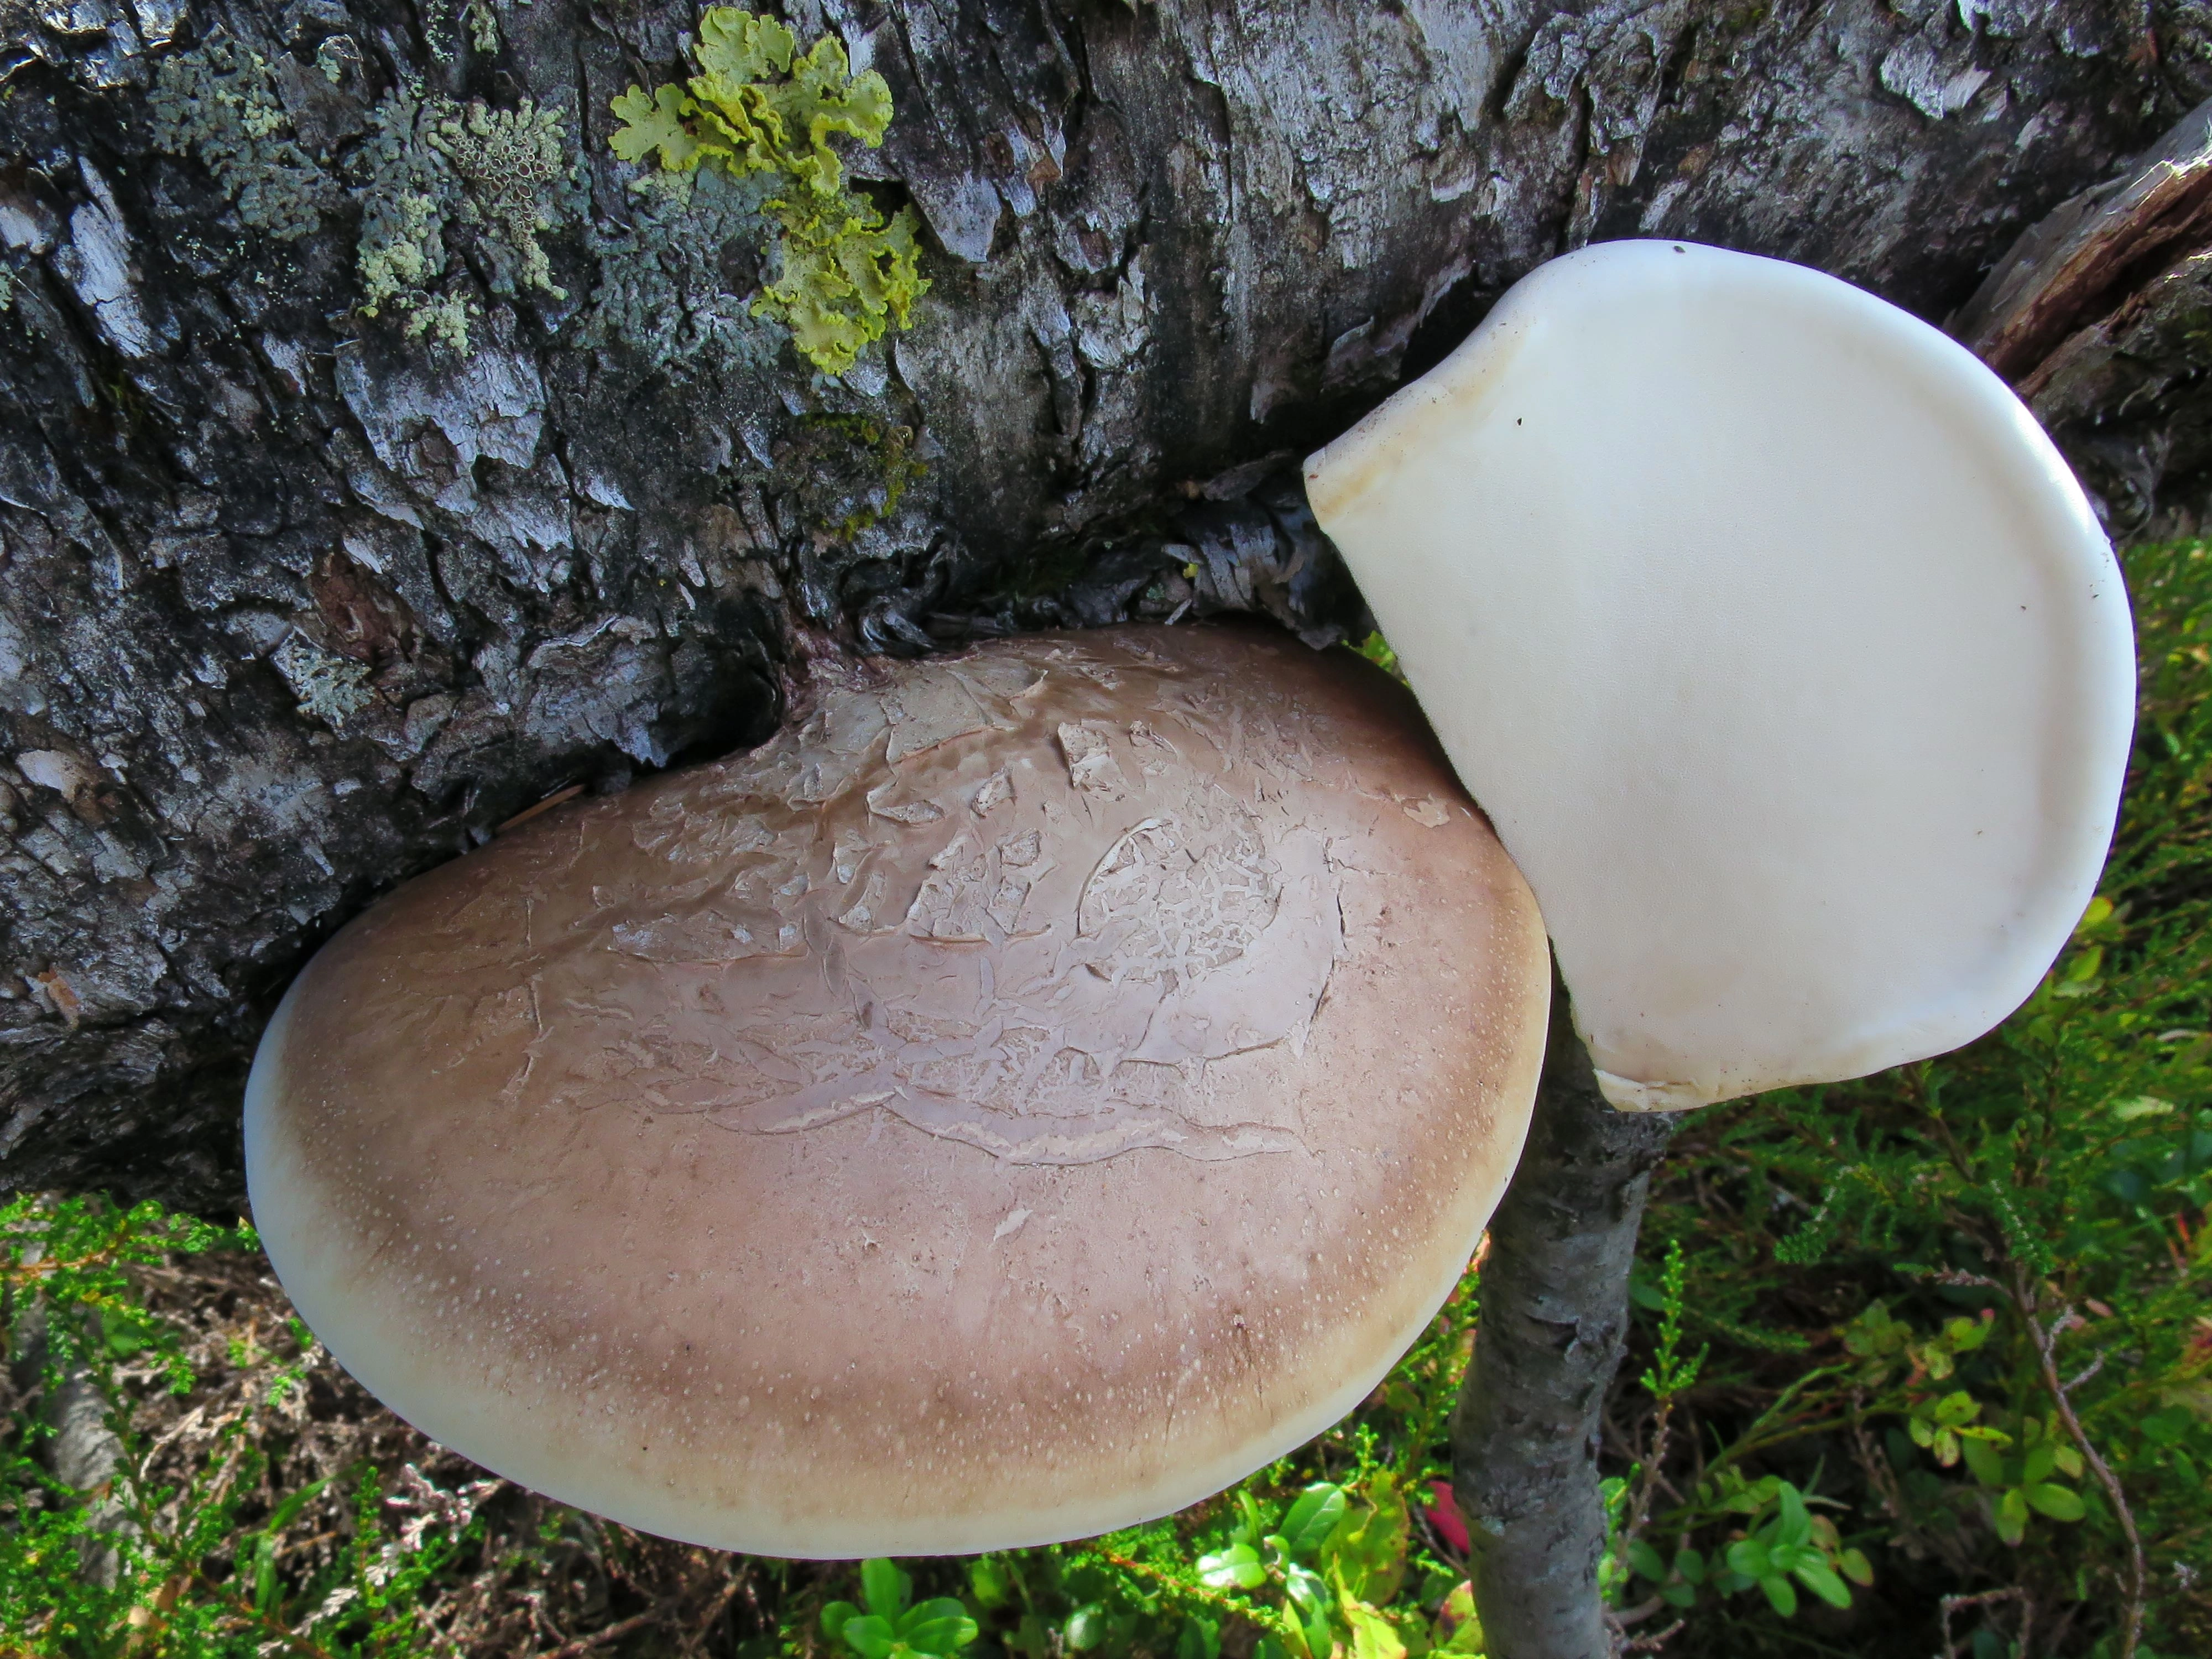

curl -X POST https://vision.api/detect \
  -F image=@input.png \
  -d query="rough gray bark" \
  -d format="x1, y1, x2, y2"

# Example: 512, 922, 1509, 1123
1, 0, 2209, 1217
1450, 982, 1674, 1659
1954, 91, 2212, 536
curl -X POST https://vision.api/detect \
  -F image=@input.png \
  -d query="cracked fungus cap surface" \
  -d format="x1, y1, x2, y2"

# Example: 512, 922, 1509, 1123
246, 625, 1549, 1557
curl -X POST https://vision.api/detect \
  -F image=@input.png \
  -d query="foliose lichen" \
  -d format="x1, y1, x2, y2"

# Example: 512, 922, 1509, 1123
585, 163, 785, 379
462, 0, 500, 55
424, 0, 500, 62
353, 85, 572, 356
272, 634, 373, 728
149, 34, 336, 241
607, 7, 928, 376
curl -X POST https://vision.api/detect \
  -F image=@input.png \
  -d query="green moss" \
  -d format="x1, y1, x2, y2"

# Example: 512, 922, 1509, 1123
148, 35, 336, 241
781, 413, 927, 538
353, 85, 570, 356
607, 7, 928, 377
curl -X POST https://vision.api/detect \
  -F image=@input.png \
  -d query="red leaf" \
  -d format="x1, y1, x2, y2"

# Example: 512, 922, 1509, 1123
1424, 1480, 1470, 1556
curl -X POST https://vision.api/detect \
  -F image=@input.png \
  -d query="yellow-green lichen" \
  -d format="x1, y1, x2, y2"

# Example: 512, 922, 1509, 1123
149, 35, 336, 241
608, 7, 928, 376
463, 0, 500, 54
354, 85, 570, 356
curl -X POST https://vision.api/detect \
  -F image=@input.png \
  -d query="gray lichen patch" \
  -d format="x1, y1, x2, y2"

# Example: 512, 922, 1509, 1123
353, 85, 573, 356
149, 34, 337, 241
272, 633, 373, 729
583, 164, 782, 381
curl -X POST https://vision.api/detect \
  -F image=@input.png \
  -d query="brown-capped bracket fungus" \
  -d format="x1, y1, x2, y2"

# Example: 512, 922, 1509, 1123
245, 625, 1551, 1556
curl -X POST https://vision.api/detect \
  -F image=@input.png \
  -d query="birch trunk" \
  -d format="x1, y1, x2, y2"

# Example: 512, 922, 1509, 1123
0, 0, 2205, 1239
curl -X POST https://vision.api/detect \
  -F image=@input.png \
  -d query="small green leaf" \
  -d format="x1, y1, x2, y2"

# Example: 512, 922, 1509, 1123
1676, 1547, 1706, 1585
2022, 1439, 2058, 1485
267, 1473, 332, 1533
253, 1535, 278, 1613
967, 1559, 1010, 1610
1772, 1483, 1813, 1550
1839, 1547, 1875, 1587
1339, 1598, 1406, 1659
2023, 1483, 2086, 1522
1236, 1491, 1266, 1545
1944, 1316, 1992, 1353
1178, 1615, 1221, 1659
863, 1559, 912, 1621
1726, 1540, 1771, 1580
2141, 1407, 2194, 1447
1065, 1605, 1107, 1652
1791, 1559, 1853, 1610
900, 1600, 978, 1655
1197, 1541, 1267, 1591
1280, 1483, 1348, 1561
1625, 1539, 1666, 1582
1286, 1562, 1334, 1657
1961, 1434, 2007, 1488
841, 1614, 896, 1659
1433, 1582, 1484, 1656
2111, 1094, 2177, 1120
1934, 1391, 1981, 1428
1759, 1574, 1799, 1617
1996, 1487, 2029, 1546
823, 1602, 860, 1642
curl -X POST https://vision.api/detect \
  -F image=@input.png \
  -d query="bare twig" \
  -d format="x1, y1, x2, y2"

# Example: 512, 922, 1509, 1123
539, 1603, 669, 1658
1939, 1587, 2030, 1659
2064, 1352, 2108, 1394
1846, 1389, 1978, 1577
2007, 1268, 2147, 1659
1604, 1394, 1679, 1615
1614, 1615, 1685, 1653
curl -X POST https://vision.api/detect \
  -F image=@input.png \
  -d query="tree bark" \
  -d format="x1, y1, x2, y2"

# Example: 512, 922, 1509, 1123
1, 0, 2208, 1214
1450, 979, 1673, 1659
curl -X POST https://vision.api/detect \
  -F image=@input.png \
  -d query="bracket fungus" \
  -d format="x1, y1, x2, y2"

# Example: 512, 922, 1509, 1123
246, 627, 1550, 1556
1306, 239, 2136, 1112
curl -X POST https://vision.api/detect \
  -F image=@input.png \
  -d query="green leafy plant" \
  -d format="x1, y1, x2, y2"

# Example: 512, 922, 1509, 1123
825, 1558, 980, 1659
609, 7, 929, 375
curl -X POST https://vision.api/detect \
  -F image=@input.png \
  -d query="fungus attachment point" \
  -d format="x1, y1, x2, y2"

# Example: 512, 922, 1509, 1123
1305, 241, 2135, 1110
246, 627, 1550, 1556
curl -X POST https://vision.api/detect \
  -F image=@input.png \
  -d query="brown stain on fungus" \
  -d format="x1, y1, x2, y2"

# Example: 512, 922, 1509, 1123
247, 626, 1548, 1556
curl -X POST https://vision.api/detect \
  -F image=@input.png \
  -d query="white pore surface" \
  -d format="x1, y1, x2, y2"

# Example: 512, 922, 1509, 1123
1305, 241, 2136, 1109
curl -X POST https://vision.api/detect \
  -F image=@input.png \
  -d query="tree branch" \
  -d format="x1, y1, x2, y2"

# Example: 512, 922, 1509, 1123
1450, 975, 1674, 1659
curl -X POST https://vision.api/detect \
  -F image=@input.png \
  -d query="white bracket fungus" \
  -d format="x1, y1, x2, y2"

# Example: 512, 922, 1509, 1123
1305, 240, 2135, 1110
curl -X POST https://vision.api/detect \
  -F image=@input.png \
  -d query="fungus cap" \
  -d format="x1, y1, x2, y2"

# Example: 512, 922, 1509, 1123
1305, 240, 2135, 1111
246, 626, 1549, 1556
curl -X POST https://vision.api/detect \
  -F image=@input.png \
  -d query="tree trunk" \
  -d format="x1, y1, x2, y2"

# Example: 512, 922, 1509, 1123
1, 0, 2208, 1223
1450, 979, 1673, 1659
